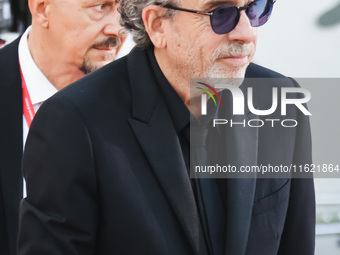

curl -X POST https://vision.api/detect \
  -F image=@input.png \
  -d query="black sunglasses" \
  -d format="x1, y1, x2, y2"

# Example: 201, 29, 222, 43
155, 0, 276, 34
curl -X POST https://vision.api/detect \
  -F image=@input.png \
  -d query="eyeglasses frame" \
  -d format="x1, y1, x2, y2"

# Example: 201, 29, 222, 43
154, 0, 276, 33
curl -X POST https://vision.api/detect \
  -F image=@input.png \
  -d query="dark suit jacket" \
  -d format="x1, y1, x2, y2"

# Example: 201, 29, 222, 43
0, 37, 23, 255
18, 47, 315, 255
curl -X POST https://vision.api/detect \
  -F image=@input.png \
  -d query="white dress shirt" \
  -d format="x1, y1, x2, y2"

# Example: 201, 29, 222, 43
18, 27, 58, 197
19, 26, 58, 148
115, 33, 135, 60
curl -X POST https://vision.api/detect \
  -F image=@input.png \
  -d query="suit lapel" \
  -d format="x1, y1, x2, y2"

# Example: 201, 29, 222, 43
127, 49, 208, 255
224, 112, 258, 255
218, 85, 258, 255
0, 37, 23, 254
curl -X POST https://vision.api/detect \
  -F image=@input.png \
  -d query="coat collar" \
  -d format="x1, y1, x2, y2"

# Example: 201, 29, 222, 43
223, 112, 258, 255
216, 80, 258, 255
0, 36, 23, 255
126, 48, 258, 255
127, 48, 208, 255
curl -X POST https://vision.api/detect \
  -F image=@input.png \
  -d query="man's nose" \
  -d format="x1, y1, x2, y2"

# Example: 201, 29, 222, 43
227, 11, 257, 44
102, 9, 124, 38
103, 20, 121, 38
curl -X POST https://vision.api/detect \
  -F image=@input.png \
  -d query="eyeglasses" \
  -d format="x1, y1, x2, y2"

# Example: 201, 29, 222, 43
155, 0, 276, 35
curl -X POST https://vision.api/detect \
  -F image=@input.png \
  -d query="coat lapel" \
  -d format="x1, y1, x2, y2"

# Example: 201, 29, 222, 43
224, 113, 258, 255
0, 37, 23, 255
127, 49, 208, 255
222, 83, 259, 255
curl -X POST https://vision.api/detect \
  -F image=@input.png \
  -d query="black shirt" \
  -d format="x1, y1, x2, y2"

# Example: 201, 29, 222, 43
146, 46, 191, 173
145, 46, 226, 255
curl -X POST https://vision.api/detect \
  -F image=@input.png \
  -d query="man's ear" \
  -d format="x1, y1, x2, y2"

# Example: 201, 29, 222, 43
28, 0, 50, 28
142, 5, 168, 48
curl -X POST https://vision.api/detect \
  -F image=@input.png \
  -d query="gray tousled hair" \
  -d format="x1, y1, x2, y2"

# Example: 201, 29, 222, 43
118, 0, 180, 48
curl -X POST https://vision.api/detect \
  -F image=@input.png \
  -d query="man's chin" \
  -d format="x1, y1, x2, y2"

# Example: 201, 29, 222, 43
80, 58, 114, 74
204, 65, 248, 79
96, 59, 115, 69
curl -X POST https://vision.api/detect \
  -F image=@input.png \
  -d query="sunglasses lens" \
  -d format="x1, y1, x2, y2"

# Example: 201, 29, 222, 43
246, 0, 274, 27
211, 7, 239, 34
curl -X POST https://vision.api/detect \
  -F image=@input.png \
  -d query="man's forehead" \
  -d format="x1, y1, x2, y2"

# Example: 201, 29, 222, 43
79, 0, 117, 5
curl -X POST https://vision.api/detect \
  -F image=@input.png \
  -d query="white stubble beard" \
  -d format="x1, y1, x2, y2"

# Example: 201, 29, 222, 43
203, 42, 256, 86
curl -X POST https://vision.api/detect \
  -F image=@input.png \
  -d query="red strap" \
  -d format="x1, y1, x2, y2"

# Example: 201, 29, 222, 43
19, 63, 35, 127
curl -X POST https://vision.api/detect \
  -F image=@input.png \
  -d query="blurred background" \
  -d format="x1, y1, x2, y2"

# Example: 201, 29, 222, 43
0, 0, 30, 32
0, 0, 30, 47
1, 0, 340, 254
254, 0, 340, 254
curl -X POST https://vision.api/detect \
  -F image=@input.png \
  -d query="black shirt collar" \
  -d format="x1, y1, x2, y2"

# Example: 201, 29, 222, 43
146, 46, 190, 133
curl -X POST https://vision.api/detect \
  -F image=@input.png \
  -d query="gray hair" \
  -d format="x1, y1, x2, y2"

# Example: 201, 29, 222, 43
118, 0, 180, 48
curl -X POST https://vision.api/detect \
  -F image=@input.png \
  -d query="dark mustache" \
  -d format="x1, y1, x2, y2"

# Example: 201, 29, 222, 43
93, 37, 121, 48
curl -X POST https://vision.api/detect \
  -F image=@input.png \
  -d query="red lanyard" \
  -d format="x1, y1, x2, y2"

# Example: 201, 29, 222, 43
19, 63, 35, 127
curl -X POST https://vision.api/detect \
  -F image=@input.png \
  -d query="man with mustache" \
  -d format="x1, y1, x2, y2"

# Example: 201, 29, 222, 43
18, 0, 315, 254
0, 0, 135, 254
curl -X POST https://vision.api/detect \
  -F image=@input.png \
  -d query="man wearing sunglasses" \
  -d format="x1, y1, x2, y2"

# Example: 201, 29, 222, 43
18, 0, 315, 254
